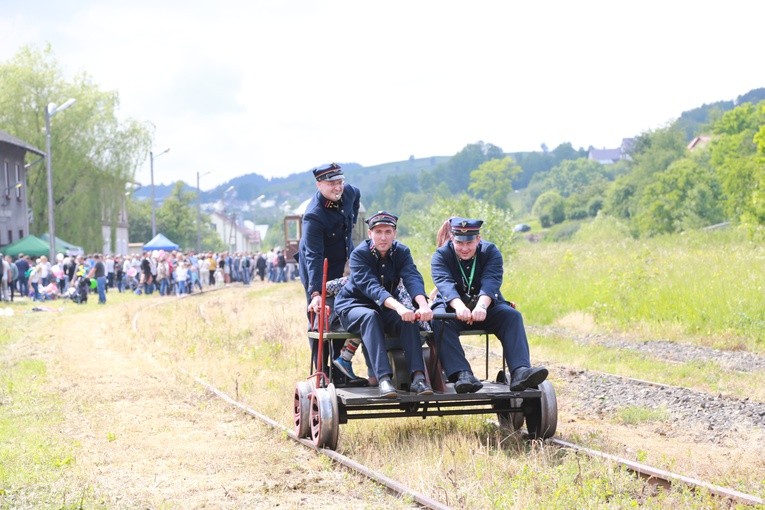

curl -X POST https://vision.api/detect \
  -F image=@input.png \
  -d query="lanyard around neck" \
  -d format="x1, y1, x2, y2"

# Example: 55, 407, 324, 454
457, 255, 476, 291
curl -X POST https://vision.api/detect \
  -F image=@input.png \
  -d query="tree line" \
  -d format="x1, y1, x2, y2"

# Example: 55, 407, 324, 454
0, 45, 222, 253
368, 100, 765, 241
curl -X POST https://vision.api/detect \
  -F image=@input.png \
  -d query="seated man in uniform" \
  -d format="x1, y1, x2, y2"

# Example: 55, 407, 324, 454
334, 211, 434, 398
431, 217, 548, 393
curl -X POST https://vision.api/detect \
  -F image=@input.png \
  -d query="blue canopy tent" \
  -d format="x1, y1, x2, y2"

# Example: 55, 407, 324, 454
143, 233, 179, 251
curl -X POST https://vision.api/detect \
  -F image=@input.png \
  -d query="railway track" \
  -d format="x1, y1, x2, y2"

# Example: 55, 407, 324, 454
193, 372, 763, 508
132, 287, 764, 507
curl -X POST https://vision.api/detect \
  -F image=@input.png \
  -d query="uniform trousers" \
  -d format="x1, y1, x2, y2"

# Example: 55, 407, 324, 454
339, 305, 425, 379
433, 302, 531, 379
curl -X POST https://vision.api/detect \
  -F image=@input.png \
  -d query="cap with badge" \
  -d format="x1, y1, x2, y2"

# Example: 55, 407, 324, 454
312, 163, 344, 182
366, 211, 398, 229
450, 217, 483, 241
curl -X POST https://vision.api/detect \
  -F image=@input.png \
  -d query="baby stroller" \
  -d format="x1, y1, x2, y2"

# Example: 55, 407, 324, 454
69, 276, 90, 304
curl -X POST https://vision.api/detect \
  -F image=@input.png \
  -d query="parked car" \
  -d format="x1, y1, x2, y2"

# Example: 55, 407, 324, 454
513, 223, 531, 233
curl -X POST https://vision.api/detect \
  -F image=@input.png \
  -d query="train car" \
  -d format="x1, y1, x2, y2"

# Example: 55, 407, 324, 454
292, 269, 558, 450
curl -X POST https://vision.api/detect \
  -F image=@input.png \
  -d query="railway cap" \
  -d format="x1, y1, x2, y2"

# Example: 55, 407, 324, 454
366, 211, 398, 229
450, 217, 483, 241
312, 163, 344, 182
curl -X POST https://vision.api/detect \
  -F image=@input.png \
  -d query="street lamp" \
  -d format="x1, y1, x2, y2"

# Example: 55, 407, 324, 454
45, 98, 76, 261
196, 170, 210, 252
223, 186, 236, 252
149, 147, 170, 238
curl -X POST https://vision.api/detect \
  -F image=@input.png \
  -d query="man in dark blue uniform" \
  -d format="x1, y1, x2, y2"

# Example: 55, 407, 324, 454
296, 163, 363, 382
431, 217, 548, 393
296, 163, 361, 312
334, 211, 434, 398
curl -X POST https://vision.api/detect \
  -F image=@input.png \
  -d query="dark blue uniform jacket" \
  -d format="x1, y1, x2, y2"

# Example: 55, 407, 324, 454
334, 239, 427, 314
297, 184, 360, 297
431, 240, 507, 308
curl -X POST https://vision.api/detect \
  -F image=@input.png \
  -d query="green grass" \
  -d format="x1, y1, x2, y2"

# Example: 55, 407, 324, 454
0, 356, 79, 507
505, 226, 765, 352
616, 405, 671, 426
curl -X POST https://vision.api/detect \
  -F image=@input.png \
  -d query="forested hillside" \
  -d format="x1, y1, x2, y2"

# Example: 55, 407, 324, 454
179, 87, 765, 246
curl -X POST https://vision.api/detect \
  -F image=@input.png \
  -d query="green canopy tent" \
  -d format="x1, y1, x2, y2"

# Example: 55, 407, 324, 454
1, 234, 62, 258
39, 233, 84, 257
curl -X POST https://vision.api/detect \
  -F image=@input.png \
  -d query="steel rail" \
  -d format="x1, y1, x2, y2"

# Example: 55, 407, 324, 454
133, 288, 450, 508
190, 373, 452, 510
549, 438, 764, 506
467, 337, 765, 505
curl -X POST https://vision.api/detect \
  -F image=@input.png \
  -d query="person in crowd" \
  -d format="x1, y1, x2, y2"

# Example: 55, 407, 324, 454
28, 258, 42, 301
255, 252, 266, 281
115, 256, 125, 292
156, 254, 170, 296
431, 217, 548, 393
6, 255, 18, 301
200, 254, 211, 288
105, 255, 115, 288
87, 253, 107, 304
38, 255, 50, 287
140, 252, 154, 294
14, 254, 30, 298
0, 253, 10, 302
175, 258, 189, 294
334, 211, 434, 398
207, 253, 217, 286
276, 250, 287, 282
189, 258, 202, 292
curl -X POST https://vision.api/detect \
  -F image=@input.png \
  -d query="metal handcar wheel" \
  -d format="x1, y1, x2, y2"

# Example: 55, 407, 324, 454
497, 398, 525, 431
293, 381, 312, 438
495, 370, 524, 431
310, 384, 339, 450
524, 380, 558, 439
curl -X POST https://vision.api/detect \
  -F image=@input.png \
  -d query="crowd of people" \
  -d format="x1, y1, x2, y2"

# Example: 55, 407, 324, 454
0, 247, 298, 304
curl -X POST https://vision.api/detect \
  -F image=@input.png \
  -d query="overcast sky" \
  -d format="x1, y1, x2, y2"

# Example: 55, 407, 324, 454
1, 0, 763, 189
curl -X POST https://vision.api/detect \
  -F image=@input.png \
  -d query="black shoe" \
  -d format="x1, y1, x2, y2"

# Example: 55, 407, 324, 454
510, 366, 548, 391
379, 379, 397, 398
454, 371, 483, 394
410, 379, 433, 396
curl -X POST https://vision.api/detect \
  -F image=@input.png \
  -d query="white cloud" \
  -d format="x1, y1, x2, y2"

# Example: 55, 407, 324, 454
2, 0, 764, 189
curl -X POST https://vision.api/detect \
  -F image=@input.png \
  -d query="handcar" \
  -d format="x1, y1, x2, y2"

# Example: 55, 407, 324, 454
292, 269, 557, 450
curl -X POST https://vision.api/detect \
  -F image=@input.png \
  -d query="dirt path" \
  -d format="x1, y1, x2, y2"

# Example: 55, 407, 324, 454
23, 292, 407, 509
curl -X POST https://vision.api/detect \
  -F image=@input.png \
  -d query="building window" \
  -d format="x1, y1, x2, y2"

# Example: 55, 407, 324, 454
7, 230, 12, 243
14, 163, 21, 199
3, 160, 9, 197
19, 229, 24, 240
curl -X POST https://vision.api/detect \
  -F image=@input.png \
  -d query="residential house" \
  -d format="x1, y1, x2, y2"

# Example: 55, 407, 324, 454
687, 135, 711, 151
209, 211, 263, 253
0, 129, 45, 247
102, 192, 130, 255
588, 138, 635, 164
